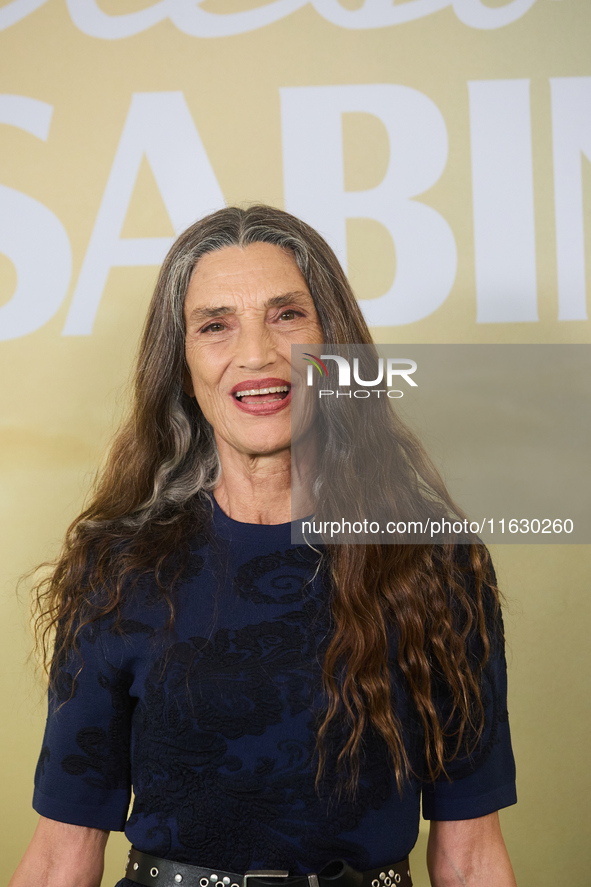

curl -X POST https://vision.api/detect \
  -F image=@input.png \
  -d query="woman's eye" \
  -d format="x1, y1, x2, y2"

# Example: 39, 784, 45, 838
202, 321, 225, 333
279, 309, 301, 321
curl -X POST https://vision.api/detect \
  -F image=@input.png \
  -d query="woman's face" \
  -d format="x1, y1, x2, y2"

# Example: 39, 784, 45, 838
183, 242, 324, 459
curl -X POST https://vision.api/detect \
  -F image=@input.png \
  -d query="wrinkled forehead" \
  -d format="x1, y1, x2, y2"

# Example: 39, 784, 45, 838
183, 243, 313, 314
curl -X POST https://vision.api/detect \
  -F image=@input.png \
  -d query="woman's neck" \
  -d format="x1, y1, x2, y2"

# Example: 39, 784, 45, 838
213, 437, 316, 525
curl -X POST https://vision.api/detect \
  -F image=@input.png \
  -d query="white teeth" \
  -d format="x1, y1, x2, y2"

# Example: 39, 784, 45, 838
234, 385, 289, 398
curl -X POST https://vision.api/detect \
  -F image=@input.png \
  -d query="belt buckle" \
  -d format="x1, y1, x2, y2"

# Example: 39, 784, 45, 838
243, 871, 290, 887
243, 870, 319, 887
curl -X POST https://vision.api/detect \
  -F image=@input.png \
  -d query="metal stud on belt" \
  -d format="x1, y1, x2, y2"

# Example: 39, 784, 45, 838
371, 869, 403, 887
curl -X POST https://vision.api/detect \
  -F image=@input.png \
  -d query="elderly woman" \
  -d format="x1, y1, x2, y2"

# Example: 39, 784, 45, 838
10, 206, 517, 887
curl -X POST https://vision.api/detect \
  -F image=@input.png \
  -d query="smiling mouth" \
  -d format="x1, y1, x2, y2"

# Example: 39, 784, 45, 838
233, 385, 290, 404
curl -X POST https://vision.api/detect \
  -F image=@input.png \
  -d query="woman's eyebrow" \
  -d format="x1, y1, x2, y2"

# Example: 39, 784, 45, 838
187, 305, 234, 323
187, 291, 311, 324
266, 291, 311, 309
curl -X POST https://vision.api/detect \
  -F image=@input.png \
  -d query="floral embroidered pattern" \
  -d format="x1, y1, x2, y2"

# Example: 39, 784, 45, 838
233, 547, 324, 605
129, 625, 391, 871
61, 666, 133, 791
35, 745, 50, 781
36, 534, 514, 878
125, 547, 395, 871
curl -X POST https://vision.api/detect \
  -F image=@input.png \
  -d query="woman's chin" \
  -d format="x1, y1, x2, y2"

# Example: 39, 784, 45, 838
247, 439, 292, 458
221, 433, 293, 460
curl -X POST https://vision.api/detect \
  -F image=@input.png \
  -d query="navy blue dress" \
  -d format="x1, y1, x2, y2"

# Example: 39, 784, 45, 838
33, 499, 516, 885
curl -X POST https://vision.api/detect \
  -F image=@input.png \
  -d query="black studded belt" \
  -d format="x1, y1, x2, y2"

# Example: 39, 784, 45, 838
124, 848, 412, 887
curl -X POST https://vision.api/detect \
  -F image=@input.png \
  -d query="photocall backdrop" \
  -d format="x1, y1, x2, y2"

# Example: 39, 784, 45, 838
1, 1, 590, 884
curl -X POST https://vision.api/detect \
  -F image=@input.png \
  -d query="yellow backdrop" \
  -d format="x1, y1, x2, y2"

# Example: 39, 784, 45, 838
1, 1, 590, 885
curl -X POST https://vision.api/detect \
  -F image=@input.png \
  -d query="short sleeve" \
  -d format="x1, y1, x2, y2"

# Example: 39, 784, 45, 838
33, 620, 133, 830
421, 551, 517, 821
421, 647, 517, 820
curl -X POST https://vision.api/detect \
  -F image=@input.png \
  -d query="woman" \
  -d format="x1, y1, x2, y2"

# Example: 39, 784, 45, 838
10, 205, 517, 887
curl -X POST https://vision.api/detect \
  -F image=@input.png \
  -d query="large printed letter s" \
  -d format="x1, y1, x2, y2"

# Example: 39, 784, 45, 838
0, 96, 72, 341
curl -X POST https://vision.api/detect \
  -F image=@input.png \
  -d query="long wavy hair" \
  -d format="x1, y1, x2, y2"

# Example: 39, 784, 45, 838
32, 204, 501, 793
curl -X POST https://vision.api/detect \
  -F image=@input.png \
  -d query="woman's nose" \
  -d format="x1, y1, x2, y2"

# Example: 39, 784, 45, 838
234, 318, 277, 370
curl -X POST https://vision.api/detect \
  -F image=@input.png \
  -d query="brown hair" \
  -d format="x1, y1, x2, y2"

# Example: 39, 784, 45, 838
32, 205, 501, 793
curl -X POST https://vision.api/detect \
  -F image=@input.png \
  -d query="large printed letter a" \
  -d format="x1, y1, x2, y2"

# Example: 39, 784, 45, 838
63, 92, 225, 336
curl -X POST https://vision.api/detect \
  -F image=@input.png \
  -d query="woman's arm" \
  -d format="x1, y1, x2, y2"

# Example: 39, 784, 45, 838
427, 811, 516, 887
9, 815, 109, 887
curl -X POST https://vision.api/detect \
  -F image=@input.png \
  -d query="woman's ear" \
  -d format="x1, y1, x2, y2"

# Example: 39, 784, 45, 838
182, 367, 195, 397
